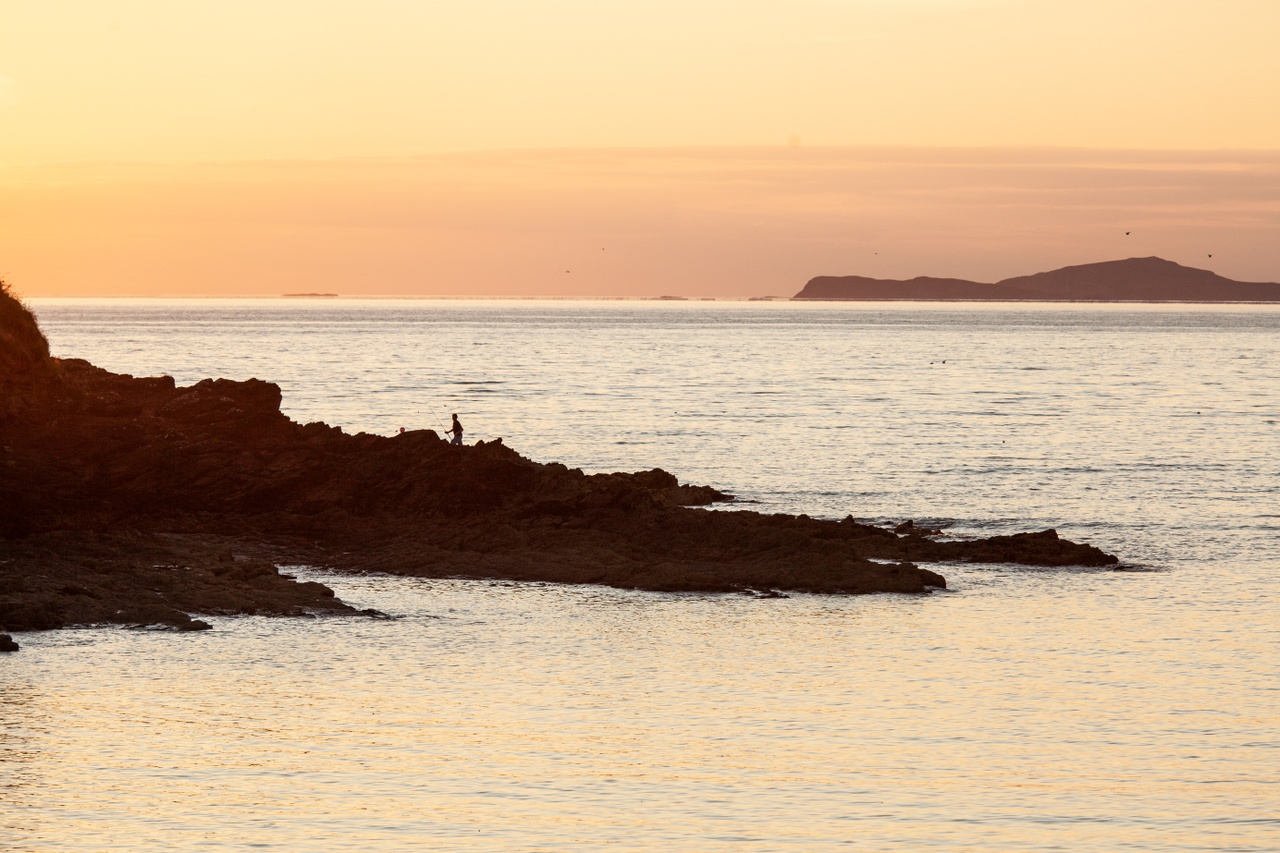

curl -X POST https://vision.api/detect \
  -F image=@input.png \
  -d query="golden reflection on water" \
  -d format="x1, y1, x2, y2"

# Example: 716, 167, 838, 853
4, 567, 1278, 852
9, 301, 1279, 850
0, 680, 44, 842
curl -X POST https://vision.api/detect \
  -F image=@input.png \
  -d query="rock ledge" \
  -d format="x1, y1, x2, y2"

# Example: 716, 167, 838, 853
0, 286, 1118, 631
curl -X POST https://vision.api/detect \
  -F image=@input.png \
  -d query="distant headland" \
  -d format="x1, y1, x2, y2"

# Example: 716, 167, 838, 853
795, 257, 1280, 302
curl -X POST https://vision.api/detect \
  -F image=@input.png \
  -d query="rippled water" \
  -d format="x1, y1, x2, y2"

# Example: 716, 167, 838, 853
5, 299, 1279, 851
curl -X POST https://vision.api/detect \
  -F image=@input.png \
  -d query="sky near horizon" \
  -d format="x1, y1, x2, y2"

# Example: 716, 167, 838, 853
2, 0, 1279, 296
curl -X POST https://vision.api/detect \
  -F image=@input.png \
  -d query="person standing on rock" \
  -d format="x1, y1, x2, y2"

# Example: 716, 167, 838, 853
447, 413, 464, 446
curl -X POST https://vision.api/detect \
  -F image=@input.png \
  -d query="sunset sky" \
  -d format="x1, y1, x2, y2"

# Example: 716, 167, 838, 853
2, 0, 1278, 296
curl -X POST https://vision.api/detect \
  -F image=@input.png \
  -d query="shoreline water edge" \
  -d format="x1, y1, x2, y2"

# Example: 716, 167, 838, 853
1, 287, 1118, 643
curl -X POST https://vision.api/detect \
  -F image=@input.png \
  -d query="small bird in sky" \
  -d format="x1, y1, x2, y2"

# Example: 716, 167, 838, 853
1208, 254, 1213, 258
1125, 231, 1131, 235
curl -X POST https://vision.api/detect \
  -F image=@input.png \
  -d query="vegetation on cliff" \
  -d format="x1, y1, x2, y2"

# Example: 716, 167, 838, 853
0, 278, 50, 383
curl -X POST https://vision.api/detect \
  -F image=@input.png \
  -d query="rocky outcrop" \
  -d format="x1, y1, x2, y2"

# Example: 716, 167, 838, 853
796, 257, 1280, 301
1, 287, 1119, 631
0, 531, 357, 632
797, 275, 1024, 301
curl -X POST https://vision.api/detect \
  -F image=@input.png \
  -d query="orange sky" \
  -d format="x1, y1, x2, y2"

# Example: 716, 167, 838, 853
2, 1, 1279, 296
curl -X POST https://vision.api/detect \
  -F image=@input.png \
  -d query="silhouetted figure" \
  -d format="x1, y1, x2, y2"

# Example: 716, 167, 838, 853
447, 413, 463, 446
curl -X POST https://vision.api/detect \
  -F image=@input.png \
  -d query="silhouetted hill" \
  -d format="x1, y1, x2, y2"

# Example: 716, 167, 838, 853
795, 258, 1280, 302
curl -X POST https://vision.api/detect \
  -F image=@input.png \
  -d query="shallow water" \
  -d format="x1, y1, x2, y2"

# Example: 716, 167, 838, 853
5, 299, 1279, 851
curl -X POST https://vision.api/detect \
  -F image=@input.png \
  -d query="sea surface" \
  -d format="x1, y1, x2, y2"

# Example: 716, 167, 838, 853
5, 299, 1279, 852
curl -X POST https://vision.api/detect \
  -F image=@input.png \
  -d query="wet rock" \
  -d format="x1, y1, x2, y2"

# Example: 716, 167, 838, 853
0, 633, 19, 652
950, 529, 1116, 567
894, 519, 945, 537
918, 568, 948, 589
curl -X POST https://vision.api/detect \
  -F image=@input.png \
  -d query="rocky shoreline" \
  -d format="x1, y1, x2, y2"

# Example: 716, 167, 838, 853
1, 286, 1118, 640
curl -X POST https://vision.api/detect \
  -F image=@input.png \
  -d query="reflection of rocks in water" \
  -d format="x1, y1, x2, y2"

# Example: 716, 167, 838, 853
1, 287, 1119, 631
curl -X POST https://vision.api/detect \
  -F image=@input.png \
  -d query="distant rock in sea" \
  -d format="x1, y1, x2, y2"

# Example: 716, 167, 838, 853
794, 257, 1280, 302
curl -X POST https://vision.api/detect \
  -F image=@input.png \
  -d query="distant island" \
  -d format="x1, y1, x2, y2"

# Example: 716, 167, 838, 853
282, 292, 339, 298
794, 257, 1280, 302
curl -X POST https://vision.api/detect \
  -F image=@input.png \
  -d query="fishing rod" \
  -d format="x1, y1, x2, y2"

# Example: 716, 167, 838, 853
419, 401, 449, 435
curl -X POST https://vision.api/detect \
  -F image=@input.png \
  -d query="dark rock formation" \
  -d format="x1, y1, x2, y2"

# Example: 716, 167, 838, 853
1, 284, 1119, 631
799, 275, 1018, 301
0, 531, 350, 632
0, 634, 18, 652
795, 257, 1280, 301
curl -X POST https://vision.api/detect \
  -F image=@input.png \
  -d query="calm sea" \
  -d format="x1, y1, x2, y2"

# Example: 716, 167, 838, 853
5, 299, 1279, 852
